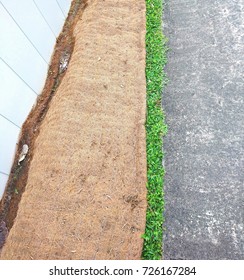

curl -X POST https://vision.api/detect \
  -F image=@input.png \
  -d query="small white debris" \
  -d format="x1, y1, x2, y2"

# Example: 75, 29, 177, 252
120, 85, 124, 88
59, 51, 71, 74
98, 57, 101, 61
18, 144, 29, 165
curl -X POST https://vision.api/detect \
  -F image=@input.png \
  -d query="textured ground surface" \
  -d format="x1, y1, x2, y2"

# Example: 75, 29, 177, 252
163, 0, 244, 259
1, 0, 147, 259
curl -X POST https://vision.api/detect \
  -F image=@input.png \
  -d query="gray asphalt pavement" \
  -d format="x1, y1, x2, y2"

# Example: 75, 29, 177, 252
163, 0, 244, 259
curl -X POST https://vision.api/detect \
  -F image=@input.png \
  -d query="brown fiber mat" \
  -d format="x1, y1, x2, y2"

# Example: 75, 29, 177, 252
0, 0, 147, 259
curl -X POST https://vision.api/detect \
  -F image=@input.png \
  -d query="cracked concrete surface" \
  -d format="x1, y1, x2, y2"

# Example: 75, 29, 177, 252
163, 0, 244, 259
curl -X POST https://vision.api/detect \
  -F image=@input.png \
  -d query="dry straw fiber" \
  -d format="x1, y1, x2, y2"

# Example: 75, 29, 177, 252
1, 0, 147, 259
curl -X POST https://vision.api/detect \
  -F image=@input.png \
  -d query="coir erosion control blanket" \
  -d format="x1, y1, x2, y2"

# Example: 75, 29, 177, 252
1, 0, 147, 259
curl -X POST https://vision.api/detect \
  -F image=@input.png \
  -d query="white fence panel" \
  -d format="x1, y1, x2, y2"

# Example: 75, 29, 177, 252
0, 173, 8, 199
0, 60, 37, 127
57, 0, 71, 16
0, 116, 20, 174
1, 0, 56, 62
0, 0, 71, 200
0, 4, 48, 93
33, 0, 65, 37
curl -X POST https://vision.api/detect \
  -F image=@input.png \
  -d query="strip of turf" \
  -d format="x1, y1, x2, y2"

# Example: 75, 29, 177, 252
142, 0, 168, 260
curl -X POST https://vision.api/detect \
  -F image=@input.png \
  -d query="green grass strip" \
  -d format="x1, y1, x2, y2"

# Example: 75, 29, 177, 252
142, 0, 168, 260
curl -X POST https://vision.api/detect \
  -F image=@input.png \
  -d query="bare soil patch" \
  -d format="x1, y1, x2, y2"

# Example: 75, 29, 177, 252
0, 0, 147, 259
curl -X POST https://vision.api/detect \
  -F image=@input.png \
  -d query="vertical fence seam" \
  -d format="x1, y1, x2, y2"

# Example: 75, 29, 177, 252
0, 57, 39, 96
0, 2, 48, 65
32, 0, 57, 38
55, 0, 66, 18
0, 171, 9, 177
0, 113, 21, 129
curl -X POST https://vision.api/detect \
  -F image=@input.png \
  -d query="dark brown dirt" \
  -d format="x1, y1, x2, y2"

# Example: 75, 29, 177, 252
0, 221, 8, 249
